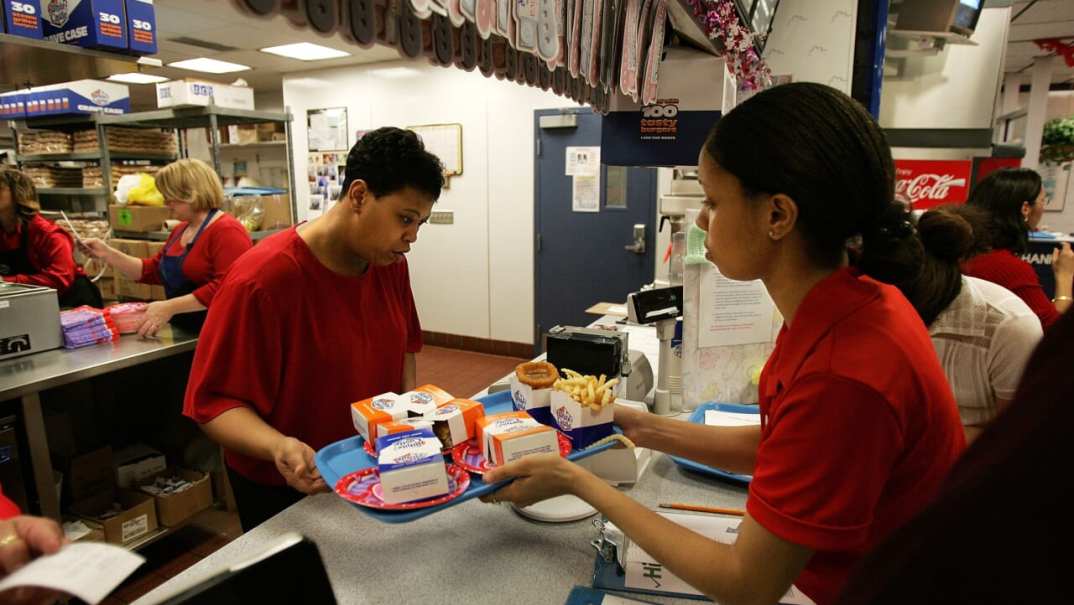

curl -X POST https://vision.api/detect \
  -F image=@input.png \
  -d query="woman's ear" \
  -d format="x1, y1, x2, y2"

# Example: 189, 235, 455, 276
1021, 200, 1032, 220
766, 193, 799, 240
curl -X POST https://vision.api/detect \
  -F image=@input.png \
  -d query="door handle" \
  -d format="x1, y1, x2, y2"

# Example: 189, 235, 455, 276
624, 223, 646, 254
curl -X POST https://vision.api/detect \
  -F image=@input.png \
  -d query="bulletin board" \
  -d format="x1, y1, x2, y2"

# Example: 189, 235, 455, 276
408, 123, 463, 178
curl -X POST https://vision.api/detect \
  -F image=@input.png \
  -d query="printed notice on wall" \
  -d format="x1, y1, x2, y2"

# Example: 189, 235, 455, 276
566, 146, 600, 176
698, 264, 777, 348
572, 175, 600, 213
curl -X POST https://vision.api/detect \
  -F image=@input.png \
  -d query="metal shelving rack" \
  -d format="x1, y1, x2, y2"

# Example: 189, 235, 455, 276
11, 105, 297, 226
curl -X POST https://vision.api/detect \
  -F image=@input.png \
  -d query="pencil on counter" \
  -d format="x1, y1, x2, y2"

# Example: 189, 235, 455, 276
659, 503, 746, 516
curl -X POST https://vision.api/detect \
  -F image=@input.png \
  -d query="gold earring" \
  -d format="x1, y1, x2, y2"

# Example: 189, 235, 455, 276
768, 230, 777, 239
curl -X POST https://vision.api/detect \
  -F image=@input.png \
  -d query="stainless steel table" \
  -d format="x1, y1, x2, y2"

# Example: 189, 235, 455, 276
0, 325, 198, 518
135, 454, 747, 605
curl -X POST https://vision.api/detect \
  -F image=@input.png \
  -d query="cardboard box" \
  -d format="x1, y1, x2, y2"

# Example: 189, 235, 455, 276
24, 80, 130, 117
510, 374, 555, 427
228, 125, 258, 145
374, 420, 433, 453
67, 447, 115, 506
115, 444, 166, 488
476, 412, 558, 465
376, 429, 449, 504
256, 123, 279, 142
109, 237, 149, 259
256, 194, 293, 230
97, 277, 117, 301
137, 468, 212, 527
41, 0, 127, 50
149, 285, 166, 301
156, 80, 255, 111
116, 278, 151, 300
110, 204, 169, 233
551, 390, 614, 449
397, 384, 454, 417
125, 0, 156, 55
3, 0, 44, 39
350, 393, 407, 443
63, 519, 107, 543
424, 399, 484, 448
74, 490, 158, 545
146, 241, 166, 258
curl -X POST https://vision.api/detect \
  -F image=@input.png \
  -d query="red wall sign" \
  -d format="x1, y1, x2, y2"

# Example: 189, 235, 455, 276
894, 159, 973, 210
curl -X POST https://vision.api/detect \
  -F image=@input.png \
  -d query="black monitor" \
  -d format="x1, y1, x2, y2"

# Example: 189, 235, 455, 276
953, 0, 983, 35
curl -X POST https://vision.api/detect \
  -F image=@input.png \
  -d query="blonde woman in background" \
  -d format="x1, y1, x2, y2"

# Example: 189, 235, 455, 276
83, 159, 252, 336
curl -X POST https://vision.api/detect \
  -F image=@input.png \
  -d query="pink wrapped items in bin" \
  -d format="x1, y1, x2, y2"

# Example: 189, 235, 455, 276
108, 302, 149, 335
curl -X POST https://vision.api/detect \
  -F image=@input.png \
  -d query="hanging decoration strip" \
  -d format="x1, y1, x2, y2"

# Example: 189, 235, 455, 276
1035, 38, 1074, 68
686, 0, 771, 89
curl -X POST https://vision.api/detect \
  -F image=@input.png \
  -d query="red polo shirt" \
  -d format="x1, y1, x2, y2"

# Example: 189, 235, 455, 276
748, 268, 964, 605
183, 227, 423, 486
139, 213, 252, 306
962, 249, 1059, 329
0, 214, 86, 295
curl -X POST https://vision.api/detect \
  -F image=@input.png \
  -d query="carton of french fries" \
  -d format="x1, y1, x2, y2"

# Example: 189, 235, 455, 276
550, 369, 617, 449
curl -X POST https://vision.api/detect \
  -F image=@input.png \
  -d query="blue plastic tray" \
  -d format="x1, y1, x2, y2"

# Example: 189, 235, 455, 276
668, 402, 759, 485
316, 390, 619, 523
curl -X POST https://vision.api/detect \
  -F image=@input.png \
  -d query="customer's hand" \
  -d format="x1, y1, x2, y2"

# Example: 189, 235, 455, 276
0, 515, 66, 605
273, 437, 328, 494
613, 403, 652, 445
77, 238, 113, 261
1053, 242, 1074, 279
137, 300, 174, 339
480, 454, 586, 508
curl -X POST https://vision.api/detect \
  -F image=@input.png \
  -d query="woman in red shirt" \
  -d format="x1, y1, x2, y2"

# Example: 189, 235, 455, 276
962, 168, 1074, 329
0, 168, 102, 307
483, 83, 965, 605
82, 159, 252, 336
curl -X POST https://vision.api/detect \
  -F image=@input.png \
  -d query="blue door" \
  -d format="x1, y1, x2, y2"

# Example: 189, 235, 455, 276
534, 108, 656, 346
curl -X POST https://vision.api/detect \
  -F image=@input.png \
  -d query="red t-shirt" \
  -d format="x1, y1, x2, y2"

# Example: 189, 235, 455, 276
747, 268, 965, 605
0, 485, 20, 520
140, 213, 252, 306
0, 214, 86, 295
962, 249, 1059, 329
183, 227, 423, 486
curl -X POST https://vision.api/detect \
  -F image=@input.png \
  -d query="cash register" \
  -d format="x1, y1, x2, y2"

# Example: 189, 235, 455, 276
0, 282, 61, 361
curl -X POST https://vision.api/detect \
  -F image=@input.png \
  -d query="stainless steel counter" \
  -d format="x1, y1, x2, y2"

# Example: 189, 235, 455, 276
0, 325, 198, 519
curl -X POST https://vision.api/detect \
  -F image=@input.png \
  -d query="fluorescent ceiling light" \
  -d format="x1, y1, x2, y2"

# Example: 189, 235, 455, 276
370, 67, 422, 79
107, 72, 169, 84
260, 42, 350, 61
167, 58, 250, 74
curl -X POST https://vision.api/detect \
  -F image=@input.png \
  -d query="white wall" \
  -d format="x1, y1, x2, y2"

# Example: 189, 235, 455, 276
763, 0, 857, 94
282, 61, 576, 344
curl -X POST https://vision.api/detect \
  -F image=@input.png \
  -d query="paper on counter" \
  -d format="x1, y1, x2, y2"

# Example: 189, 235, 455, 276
703, 410, 761, 427
0, 542, 145, 605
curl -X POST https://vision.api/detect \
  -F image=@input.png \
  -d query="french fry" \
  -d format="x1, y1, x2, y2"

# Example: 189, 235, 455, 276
554, 369, 618, 410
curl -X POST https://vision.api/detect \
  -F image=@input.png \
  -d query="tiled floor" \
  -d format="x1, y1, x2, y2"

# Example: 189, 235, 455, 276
103, 345, 527, 604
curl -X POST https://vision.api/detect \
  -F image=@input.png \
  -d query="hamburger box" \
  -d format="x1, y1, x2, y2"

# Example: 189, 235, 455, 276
109, 204, 170, 233
510, 373, 555, 427
156, 79, 255, 111
374, 420, 434, 453
72, 490, 158, 545
397, 384, 454, 417
3, 1, 42, 39
351, 393, 408, 443
475, 412, 558, 466
41, 0, 127, 50
375, 428, 449, 504
136, 468, 213, 526
24, 80, 130, 117
423, 399, 485, 448
125, 0, 156, 54
551, 390, 614, 449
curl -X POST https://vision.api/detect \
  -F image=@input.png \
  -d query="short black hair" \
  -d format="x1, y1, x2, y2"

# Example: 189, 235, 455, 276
703, 82, 895, 269
966, 168, 1040, 255
340, 127, 444, 201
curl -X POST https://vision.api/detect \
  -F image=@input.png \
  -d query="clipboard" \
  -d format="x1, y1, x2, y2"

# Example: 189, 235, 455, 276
591, 554, 707, 601
565, 585, 660, 604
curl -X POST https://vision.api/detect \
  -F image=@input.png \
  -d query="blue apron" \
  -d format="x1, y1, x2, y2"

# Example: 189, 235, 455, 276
159, 209, 217, 332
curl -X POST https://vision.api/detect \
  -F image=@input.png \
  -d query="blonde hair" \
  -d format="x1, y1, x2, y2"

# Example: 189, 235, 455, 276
0, 168, 41, 222
154, 158, 225, 211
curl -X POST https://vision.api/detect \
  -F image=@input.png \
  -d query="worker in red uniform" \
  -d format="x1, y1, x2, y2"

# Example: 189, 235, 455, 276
0, 168, 101, 308
184, 128, 443, 530
482, 83, 965, 605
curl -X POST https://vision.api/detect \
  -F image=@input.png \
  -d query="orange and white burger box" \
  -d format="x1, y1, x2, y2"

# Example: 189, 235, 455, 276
424, 399, 485, 448
475, 412, 559, 466
351, 393, 408, 443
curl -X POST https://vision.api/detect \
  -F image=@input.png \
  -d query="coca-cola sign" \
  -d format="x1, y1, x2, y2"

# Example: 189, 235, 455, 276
894, 160, 972, 210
